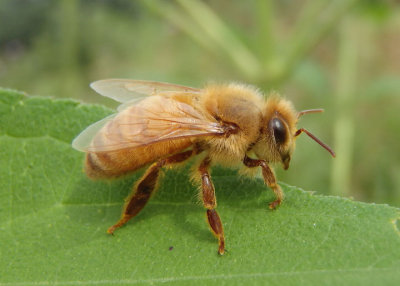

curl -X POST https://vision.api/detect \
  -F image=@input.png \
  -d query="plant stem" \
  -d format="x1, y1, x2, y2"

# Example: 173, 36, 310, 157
274, 0, 358, 85
331, 17, 358, 196
175, 0, 262, 80
141, 0, 216, 52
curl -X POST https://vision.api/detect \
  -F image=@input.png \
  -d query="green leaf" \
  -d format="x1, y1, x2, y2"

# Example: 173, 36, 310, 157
1, 88, 400, 285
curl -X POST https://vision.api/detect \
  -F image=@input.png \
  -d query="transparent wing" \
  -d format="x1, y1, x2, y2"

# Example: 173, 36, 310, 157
90, 79, 201, 103
72, 95, 225, 152
72, 114, 116, 152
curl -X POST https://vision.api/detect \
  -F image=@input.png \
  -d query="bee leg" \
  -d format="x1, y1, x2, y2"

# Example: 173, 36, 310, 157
243, 155, 283, 210
199, 157, 225, 255
107, 149, 196, 234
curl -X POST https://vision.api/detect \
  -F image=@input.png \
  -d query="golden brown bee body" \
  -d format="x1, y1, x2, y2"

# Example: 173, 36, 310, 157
72, 79, 335, 255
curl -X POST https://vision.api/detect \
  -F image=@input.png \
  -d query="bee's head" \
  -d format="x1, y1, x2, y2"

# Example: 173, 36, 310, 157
253, 95, 335, 170
268, 115, 293, 169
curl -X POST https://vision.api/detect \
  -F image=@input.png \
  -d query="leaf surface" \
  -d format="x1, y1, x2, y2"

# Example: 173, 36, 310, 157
0, 88, 399, 285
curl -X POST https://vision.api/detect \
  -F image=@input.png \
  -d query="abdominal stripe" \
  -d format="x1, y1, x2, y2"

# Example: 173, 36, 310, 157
87, 152, 112, 173
87, 153, 103, 172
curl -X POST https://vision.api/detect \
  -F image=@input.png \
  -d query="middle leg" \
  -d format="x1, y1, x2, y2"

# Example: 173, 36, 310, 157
199, 156, 225, 255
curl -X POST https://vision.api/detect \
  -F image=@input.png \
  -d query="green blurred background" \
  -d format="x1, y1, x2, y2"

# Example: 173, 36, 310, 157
1, 0, 399, 206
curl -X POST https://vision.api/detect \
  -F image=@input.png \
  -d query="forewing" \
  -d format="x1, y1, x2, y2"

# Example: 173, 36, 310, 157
90, 79, 201, 103
73, 96, 225, 152
72, 114, 116, 152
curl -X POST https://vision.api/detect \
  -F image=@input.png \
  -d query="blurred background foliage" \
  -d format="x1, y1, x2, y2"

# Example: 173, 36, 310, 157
1, 0, 399, 206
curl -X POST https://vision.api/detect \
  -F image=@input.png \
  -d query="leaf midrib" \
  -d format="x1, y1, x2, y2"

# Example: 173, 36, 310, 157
1, 266, 398, 286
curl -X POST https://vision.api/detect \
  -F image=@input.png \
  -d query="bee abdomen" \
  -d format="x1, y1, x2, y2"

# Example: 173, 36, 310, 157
85, 152, 117, 178
85, 138, 194, 179
85, 150, 145, 178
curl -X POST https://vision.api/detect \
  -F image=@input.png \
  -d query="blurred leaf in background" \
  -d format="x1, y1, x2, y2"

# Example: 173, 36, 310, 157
0, 0, 399, 206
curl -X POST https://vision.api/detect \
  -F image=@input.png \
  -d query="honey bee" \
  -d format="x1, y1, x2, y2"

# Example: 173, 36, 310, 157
72, 79, 335, 255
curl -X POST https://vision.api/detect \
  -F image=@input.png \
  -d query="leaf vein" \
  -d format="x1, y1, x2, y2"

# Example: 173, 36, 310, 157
1, 267, 399, 285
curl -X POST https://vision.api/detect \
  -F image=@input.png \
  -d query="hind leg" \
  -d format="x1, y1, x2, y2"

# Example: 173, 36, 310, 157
107, 149, 195, 234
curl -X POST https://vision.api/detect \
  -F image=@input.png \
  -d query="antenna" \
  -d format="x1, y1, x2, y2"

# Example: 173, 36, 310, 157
295, 128, 336, 157
297, 109, 324, 118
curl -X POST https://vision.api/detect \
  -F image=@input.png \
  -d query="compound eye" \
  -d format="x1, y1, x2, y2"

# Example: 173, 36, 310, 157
270, 118, 286, 144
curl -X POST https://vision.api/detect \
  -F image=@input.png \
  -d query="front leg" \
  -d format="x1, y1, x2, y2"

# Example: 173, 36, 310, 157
243, 155, 284, 209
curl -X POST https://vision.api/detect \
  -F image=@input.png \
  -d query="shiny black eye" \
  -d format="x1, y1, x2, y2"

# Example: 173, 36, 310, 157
270, 118, 286, 144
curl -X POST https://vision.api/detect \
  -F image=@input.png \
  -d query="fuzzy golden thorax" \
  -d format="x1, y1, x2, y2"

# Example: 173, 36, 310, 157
201, 83, 264, 166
